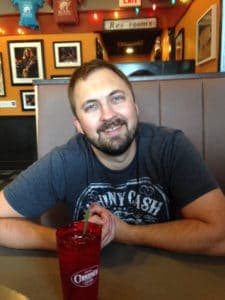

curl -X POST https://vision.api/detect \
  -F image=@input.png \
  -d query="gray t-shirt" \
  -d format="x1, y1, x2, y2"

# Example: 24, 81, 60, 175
4, 123, 218, 224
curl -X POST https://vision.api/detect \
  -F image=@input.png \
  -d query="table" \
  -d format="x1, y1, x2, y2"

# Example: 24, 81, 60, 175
0, 243, 225, 300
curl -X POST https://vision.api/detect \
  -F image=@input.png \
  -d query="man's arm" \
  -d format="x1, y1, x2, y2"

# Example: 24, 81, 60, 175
0, 191, 57, 250
89, 188, 225, 256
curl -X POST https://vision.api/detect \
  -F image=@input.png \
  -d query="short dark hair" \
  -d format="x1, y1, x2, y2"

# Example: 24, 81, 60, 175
68, 59, 135, 116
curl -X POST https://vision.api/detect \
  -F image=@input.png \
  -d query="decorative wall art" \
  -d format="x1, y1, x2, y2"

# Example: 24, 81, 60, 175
96, 38, 104, 60
175, 28, 185, 60
51, 75, 70, 79
53, 41, 82, 68
8, 40, 45, 85
0, 53, 6, 96
11, 0, 44, 29
20, 90, 36, 111
196, 4, 217, 65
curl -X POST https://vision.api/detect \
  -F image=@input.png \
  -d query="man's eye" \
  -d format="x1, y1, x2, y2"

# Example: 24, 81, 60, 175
111, 95, 125, 103
84, 103, 98, 112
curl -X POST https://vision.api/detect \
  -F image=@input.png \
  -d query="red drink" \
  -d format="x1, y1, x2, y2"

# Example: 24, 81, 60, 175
56, 221, 102, 300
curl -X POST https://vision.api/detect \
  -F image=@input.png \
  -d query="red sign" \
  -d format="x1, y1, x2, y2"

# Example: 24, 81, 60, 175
119, 0, 141, 7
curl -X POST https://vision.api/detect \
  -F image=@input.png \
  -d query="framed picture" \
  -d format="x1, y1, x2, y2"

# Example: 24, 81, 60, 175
0, 52, 6, 96
96, 38, 104, 60
53, 41, 82, 68
50, 75, 70, 79
175, 28, 184, 60
8, 40, 45, 85
20, 90, 36, 111
196, 4, 217, 65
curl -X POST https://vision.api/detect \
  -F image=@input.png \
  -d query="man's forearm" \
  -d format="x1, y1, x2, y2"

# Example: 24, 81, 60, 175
0, 218, 57, 250
115, 219, 225, 256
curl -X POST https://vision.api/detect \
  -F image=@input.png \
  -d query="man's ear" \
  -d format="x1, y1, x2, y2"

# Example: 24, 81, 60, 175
73, 118, 84, 134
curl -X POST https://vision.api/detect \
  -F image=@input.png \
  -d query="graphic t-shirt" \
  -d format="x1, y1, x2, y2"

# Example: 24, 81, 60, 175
12, 0, 43, 28
4, 123, 218, 224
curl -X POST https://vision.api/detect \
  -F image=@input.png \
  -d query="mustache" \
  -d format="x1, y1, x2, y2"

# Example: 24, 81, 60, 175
97, 118, 127, 133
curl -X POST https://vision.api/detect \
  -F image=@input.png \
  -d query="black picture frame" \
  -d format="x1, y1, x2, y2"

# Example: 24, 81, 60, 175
96, 38, 104, 60
53, 41, 82, 68
0, 52, 6, 96
20, 90, 36, 111
8, 40, 45, 85
175, 28, 185, 60
50, 74, 71, 79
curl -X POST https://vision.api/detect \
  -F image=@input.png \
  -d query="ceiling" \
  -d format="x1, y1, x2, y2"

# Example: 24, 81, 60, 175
101, 1, 192, 57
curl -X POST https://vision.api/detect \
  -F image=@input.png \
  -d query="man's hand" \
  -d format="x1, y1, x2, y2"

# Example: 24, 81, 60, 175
88, 189, 225, 256
88, 203, 126, 248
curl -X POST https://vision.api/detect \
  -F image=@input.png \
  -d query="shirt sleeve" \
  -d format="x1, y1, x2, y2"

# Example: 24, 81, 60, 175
166, 131, 218, 208
3, 148, 66, 219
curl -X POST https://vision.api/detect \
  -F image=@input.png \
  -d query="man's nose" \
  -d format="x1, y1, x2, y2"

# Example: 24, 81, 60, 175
100, 103, 115, 120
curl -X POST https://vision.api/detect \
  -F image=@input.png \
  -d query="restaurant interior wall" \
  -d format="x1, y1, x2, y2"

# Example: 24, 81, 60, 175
0, 0, 222, 118
175, 0, 221, 73
0, 32, 103, 117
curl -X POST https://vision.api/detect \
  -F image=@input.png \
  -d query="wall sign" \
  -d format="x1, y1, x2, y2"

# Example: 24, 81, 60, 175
104, 17, 157, 31
119, 0, 141, 8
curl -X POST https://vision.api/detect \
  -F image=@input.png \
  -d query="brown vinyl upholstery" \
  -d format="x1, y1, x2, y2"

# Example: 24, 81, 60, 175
35, 74, 225, 226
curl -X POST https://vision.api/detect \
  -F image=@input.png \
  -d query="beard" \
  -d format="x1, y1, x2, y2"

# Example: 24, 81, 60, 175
84, 117, 138, 156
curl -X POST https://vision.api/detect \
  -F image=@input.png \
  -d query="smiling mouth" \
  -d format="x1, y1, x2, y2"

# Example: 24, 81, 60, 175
97, 118, 127, 134
104, 124, 122, 133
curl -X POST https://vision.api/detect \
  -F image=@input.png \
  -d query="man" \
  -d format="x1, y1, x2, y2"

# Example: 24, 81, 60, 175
0, 59, 225, 255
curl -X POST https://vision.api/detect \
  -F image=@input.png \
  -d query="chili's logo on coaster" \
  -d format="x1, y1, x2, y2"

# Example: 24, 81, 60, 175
71, 265, 99, 287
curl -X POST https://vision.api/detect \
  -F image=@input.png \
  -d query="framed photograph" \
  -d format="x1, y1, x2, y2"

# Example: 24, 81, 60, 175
0, 52, 6, 96
96, 38, 104, 60
53, 41, 82, 68
20, 90, 36, 111
50, 75, 70, 79
196, 4, 217, 65
8, 40, 45, 85
175, 28, 184, 60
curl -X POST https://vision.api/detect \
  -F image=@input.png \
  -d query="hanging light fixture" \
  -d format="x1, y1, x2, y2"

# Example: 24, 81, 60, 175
171, 0, 176, 5
126, 47, 134, 54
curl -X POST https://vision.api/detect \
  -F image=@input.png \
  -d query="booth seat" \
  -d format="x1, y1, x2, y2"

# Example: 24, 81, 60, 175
35, 73, 225, 226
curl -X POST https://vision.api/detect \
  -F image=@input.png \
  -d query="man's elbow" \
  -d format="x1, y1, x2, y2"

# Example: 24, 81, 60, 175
206, 225, 225, 256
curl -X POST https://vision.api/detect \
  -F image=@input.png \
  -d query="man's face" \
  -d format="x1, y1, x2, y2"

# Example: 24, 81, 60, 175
73, 68, 139, 156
